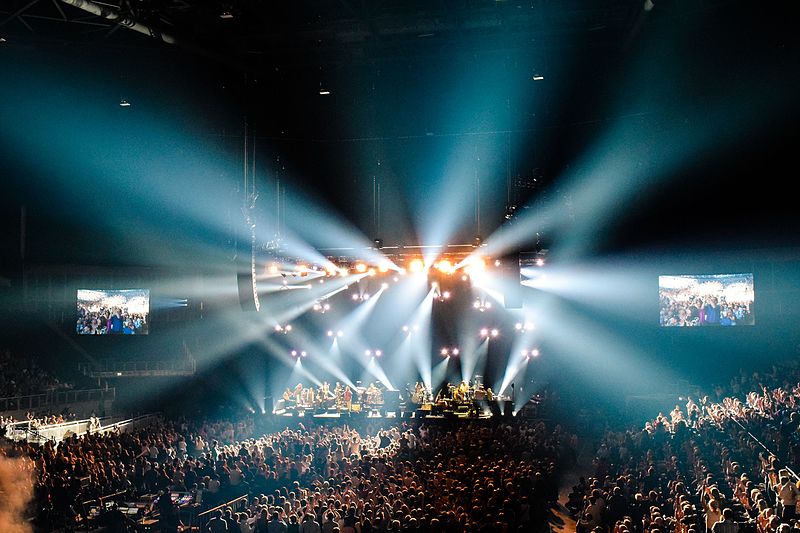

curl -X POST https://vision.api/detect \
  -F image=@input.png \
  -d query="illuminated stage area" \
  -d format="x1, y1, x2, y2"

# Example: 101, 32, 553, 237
1, 1, 799, 533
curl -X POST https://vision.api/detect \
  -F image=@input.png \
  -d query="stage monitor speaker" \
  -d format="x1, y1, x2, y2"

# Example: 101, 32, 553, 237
499, 253, 522, 309
237, 272, 259, 312
383, 390, 400, 415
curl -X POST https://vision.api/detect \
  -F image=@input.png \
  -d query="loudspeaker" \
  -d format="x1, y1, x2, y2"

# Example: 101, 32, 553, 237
383, 390, 400, 415
499, 253, 522, 309
237, 272, 259, 312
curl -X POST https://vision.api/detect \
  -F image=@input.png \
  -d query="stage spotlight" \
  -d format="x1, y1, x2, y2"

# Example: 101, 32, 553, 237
441, 348, 449, 356
291, 350, 298, 357
301, 350, 307, 357
352, 293, 360, 301
442, 291, 451, 299
531, 348, 540, 357
398, 268, 407, 276
378, 263, 390, 273
268, 263, 280, 275
365, 349, 372, 356
355, 263, 368, 273
480, 328, 489, 337
494, 259, 502, 267
339, 268, 349, 276
297, 264, 309, 275
363, 293, 371, 300
393, 276, 400, 282
535, 258, 545, 267
374, 350, 382, 357
473, 301, 481, 309
381, 282, 389, 290
525, 322, 534, 331
515, 322, 523, 330
490, 328, 499, 337
452, 348, 460, 356
274, 324, 283, 332
368, 268, 377, 276
408, 259, 424, 274
337, 330, 344, 337
402, 325, 409, 332
437, 259, 454, 274
285, 325, 292, 332
461, 275, 468, 281
327, 330, 334, 337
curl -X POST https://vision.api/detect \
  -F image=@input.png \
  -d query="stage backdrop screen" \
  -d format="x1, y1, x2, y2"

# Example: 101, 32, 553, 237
76, 289, 150, 335
659, 273, 754, 327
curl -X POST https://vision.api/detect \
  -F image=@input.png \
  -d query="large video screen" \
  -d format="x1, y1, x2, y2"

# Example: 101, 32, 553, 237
76, 289, 150, 335
659, 273, 754, 327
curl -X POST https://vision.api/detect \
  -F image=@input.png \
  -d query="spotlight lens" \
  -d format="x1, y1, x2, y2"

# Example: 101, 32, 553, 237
301, 351, 307, 357
365, 350, 371, 356
291, 350, 297, 356
368, 268, 376, 276
443, 291, 450, 299
327, 330, 333, 337
521, 349, 528, 356
352, 293, 359, 300
437, 259, 453, 274
441, 348, 448, 355
452, 348, 459, 355
378, 264, 390, 273
480, 328, 488, 337
491, 329, 499, 337
473, 301, 480, 309
337, 330, 343, 337
402, 325, 409, 332
375, 350, 382, 357
355, 263, 367, 273
274, 325, 282, 331
536, 258, 545, 267
531, 349, 540, 357
515, 322, 522, 330
381, 282, 389, 289
485, 302, 492, 309
409, 259, 424, 274
285, 325, 292, 331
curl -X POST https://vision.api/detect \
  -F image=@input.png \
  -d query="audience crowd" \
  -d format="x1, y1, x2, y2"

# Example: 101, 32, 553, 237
0, 348, 72, 399
569, 364, 800, 533
1, 412, 575, 532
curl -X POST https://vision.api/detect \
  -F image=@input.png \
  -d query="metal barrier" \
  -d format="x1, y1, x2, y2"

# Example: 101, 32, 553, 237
0, 387, 116, 413
79, 359, 196, 377
5, 412, 161, 443
194, 494, 249, 532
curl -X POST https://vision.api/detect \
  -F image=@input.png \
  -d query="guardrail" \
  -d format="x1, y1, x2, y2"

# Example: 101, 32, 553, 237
194, 494, 249, 532
0, 387, 116, 413
5, 412, 161, 443
79, 359, 196, 377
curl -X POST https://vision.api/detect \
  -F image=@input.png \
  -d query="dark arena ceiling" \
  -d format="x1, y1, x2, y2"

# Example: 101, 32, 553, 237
0, 0, 799, 267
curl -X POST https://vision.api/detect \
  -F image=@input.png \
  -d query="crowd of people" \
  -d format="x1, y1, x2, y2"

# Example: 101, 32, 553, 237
568, 365, 800, 533
0, 348, 73, 399
76, 303, 149, 335
659, 293, 754, 327
0, 411, 576, 532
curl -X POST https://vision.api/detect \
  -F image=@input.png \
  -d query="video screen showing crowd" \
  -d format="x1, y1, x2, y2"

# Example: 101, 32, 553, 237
76, 289, 150, 335
659, 273, 755, 327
